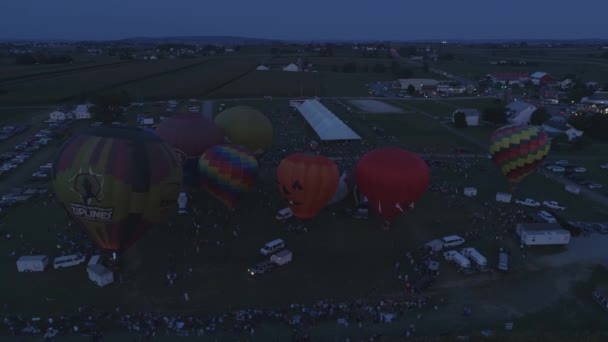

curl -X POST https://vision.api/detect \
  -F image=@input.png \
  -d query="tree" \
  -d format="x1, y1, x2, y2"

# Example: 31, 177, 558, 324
453, 111, 468, 128
530, 108, 550, 125
482, 106, 507, 124
90, 90, 131, 124
422, 62, 429, 73
359, 64, 369, 72
373, 63, 386, 73
406, 85, 416, 96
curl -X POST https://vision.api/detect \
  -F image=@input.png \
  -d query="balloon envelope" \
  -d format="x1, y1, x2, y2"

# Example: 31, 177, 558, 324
277, 154, 339, 219
214, 106, 273, 155
355, 148, 429, 220
489, 124, 550, 184
155, 113, 224, 185
52, 126, 183, 253
198, 144, 259, 208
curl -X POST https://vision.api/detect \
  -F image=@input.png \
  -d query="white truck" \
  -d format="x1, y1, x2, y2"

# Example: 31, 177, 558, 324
16, 255, 49, 272
443, 250, 471, 270
270, 250, 292, 266
515, 198, 540, 207
460, 248, 488, 270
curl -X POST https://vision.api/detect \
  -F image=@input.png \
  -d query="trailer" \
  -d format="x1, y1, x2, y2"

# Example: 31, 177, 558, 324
495, 192, 512, 203
16, 255, 49, 272
516, 223, 571, 246
460, 248, 488, 270
270, 250, 292, 266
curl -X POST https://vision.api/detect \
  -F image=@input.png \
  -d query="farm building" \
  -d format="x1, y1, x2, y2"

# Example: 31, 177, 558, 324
49, 111, 67, 121
283, 63, 299, 72
398, 79, 439, 92
294, 100, 361, 141
72, 104, 92, 119
506, 101, 536, 125
256, 65, 269, 71
529, 72, 559, 86
452, 109, 480, 126
542, 117, 583, 141
486, 72, 530, 86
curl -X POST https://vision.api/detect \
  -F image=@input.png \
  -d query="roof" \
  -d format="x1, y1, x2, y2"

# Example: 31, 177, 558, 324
398, 78, 439, 86
295, 100, 361, 141
453, 109, 480, 117
507, 101, 536, 112
487, 72, 529, 81
17, 255, 48, 262
518, 223, 570, 234
530, 72, 548, 78
87, 263, 112, 276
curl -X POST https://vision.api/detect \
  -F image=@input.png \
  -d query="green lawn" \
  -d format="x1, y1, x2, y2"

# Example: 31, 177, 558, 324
1, 99, 607, 338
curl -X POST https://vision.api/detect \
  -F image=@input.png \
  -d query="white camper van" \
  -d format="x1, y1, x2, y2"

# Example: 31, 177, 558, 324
441, 235, 465, 248
270, 250, 293, 266
16, 255, 49, 272
443, 250, 471, 269
53, 254, 86, 269
275, 207, 294, 220
260, 239, 285, 256
460, 248, 488, 270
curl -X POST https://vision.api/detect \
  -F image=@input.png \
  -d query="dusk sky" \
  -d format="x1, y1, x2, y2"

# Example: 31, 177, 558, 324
1, 0, 606, 41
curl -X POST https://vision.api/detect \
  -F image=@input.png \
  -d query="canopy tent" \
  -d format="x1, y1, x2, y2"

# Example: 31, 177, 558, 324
295, 100, 361, 141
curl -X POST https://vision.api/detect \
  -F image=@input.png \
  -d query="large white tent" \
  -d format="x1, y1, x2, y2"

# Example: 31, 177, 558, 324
295, 100, 361, 141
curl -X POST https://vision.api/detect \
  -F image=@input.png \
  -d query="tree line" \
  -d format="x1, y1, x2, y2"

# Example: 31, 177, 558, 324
15, 53, 73, 65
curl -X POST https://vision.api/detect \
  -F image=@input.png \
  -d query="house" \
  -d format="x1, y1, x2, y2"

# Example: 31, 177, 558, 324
49, 111, 67, 121
282, 63, 299, 72
256, 65, 269, 71
530, 72, 559, 86
72, 104, 92, 119
542, 116, 583, 141
398, 79, 439, 92
581, 92, 608, 105
452, 109, 480, 126
486, 72, 530, 86
506, 101, 537, 125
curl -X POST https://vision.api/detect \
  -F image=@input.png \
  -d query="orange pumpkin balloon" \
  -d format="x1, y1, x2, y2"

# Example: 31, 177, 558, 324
277, 153, 339, 219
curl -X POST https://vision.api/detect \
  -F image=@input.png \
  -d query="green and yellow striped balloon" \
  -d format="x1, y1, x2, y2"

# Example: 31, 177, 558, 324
52, 126, 183, 253
489, 124, 550, 184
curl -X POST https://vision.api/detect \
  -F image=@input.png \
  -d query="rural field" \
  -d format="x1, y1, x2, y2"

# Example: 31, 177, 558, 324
0, 98, 607, 339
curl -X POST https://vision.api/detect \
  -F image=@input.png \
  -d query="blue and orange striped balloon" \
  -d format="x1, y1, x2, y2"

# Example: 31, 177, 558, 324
489, 124, 550, 184
198, 144, 259, 208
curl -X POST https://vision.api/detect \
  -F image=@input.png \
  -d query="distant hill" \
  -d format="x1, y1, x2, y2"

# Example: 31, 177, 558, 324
117, 36, 278, 45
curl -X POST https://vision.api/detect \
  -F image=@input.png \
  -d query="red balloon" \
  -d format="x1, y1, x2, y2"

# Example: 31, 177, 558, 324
355, 148, 429, 220
155, 113, 224, 161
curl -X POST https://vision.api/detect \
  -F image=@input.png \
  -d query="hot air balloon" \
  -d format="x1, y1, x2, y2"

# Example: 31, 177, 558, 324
52, 126, 183, 253
277, 154, 339, 219
155, 113, 224, 186
355, 148, 429, 221
327, 172, 351, 206
489, 124, 550, 184
214, 106, 273, 155
198, 144, 259, 208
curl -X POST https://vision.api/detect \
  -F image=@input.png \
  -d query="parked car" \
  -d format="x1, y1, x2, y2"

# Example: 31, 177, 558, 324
554, 160, 569, 165
547, 165, 565, 172
600, 164, 608, 169
247, 260, 276, 276
515, 198, 540, 207
542, 201, 566, 211
573, 167, 587, 173
538, 210, 558, 223
588, 183, 603, 189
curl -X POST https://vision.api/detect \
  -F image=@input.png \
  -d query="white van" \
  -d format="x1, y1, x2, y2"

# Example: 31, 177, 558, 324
260, 239, 285, 256
53, 254, 86, 269
16, 255, 49, 272
441, 235, 465, 248
275, 207, 294, 220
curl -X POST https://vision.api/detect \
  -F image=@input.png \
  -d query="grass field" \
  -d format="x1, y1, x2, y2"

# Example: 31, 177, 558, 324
1, 95, 607, 337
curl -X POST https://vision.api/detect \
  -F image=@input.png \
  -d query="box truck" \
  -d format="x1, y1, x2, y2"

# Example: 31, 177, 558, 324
16, 255, 49, 272
460, 248, 488, 270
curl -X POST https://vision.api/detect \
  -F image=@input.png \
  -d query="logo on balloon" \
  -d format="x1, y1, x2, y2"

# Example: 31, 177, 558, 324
69, 167, 113, 222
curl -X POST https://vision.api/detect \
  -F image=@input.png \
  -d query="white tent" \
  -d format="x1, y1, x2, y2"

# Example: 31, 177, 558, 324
295, 100, 361, 141
283, 63, 299, 72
